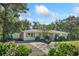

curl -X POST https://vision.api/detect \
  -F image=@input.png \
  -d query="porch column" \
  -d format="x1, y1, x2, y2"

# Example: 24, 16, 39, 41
23, 32, 26, 40
52, 33, 56, 41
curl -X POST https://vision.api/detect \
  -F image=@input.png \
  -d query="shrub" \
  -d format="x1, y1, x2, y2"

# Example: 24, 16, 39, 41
0, 42, 16, 56
48, 43, 78, 56
58, 36, 66, 41
35, 36, 40, 41
40, 36, 51, 44
4, 42, 16, 56
15, 45, 32, 56
44, 36, 51, 43
0, 42, 32, 56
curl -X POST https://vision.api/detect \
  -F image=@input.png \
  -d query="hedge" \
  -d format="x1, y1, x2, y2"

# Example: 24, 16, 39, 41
0, 42, 32, 56
48, 43, 78, 56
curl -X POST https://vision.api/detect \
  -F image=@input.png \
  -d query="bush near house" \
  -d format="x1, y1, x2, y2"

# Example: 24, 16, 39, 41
0, 42, 16, 56
35, 36, 40, 41
0, 42, 32, 56
15, 45, 32, 56
50, 41, 79, 54
35, 36, 52, 44
54, 35, 67, 41
48, 43, 78, 56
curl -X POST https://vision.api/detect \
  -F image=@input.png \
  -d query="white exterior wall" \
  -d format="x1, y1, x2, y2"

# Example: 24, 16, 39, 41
23, 32, 35, 41
23, 32, 56, 41
49, 34, 56, 41
12, 33, 20, 39
35, 33, 39, 37
51, 34, 56, 41
20, 30, 68, 41
23, 37, 35, 41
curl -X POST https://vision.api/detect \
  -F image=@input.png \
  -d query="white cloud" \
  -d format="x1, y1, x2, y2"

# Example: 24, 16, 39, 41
35, 5, 60, 20
27, 17, 32, 22
51, 11, 60, 19
19, 16, 24, 20
35, 5, 51, 16
73, 6, 79, 13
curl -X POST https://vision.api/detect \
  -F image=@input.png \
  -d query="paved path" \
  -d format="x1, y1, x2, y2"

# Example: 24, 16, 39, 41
17, 42, 54, 56
17, 42, 47, 56
28, 42, 49, 54
27, 44, 46, 56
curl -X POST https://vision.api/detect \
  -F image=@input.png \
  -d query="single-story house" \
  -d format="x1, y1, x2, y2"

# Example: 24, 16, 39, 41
12, 29, 68, 41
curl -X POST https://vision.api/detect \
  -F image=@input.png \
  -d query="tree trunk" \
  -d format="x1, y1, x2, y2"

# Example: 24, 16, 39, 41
2, 4, 9, 42
2, 18, 9, 42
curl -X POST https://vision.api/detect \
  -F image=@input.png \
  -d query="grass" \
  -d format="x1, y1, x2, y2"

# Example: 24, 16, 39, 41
49, 41, 79, 53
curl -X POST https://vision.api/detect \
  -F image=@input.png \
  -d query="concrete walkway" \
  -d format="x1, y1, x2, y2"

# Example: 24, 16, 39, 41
17, 42, 47, 56
28, 42, 49, 54
27, 43, 46, 56
17, 42, 54, 56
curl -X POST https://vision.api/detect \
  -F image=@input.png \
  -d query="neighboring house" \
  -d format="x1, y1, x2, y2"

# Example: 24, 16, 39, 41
12, 29, 68, 41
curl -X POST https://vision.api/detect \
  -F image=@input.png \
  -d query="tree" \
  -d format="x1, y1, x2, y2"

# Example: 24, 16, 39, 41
64, 16, 79, 40
0, 3, 28, 41
12, 20, 31, 33
54, 15, 79, 40
32, 21, 40, 29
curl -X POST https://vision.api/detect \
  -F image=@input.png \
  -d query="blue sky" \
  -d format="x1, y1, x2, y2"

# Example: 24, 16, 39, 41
20, 3, 79, 24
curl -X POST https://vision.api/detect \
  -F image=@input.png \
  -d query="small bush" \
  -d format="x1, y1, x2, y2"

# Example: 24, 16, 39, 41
0, 42, 32, 56
48, 43, 78, 56
15, 45, 32, 56
58, 36, 66, 41
35, 36, 40, 41
0, 42, 16, 56
44, 36, 51, 43
35, 36, 51, 44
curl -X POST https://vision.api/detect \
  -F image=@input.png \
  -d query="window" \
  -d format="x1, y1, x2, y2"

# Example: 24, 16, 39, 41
31, 33, 33, 37
28, 33, 30, 36
26, 33, 34, 37
26, 33, 30, 37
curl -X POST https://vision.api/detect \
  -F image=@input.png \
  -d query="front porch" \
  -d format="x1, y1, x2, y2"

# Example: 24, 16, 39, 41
19, 29, 68, 41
